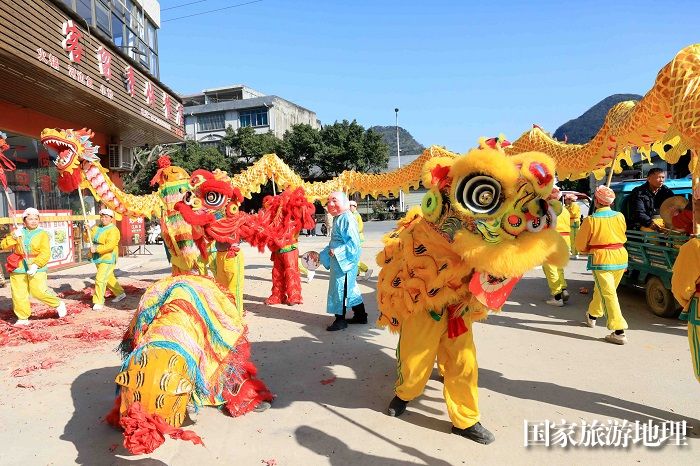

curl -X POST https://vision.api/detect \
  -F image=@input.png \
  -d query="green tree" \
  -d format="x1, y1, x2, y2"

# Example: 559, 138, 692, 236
279, 123, 323, 178
223, 126, 281, 169
123, 141, 229, 195
318, 120, 389, 177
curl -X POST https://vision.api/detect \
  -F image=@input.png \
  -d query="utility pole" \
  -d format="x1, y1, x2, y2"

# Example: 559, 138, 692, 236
395, 108, 404, 212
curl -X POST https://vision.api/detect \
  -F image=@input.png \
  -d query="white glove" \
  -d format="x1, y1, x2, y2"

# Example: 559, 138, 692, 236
26, 263, 38, 276
12, 227, 23, 238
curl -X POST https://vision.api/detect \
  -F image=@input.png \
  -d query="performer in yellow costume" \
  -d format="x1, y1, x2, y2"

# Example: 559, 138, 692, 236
214, 242, 245, 315
543, 189, 571, 307
564, 194, 582, 258
380, 143, 569, 445
671, 238, 700, 382
575, 186, 629, 344
349, 200, 372, 280
0, 208, 66, 325
88, 208, 126, 310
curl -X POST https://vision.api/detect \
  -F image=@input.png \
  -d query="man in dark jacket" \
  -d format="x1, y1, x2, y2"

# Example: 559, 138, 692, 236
629, 168, 674, 231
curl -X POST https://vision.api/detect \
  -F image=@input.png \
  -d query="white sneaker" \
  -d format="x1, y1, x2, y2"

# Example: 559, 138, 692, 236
56, 301, 67, 318
14, 319, 30, 326
365, 268, 373, 280
575, 255, 583, 260
561, 289, 570, 302
93, 303, 104, 311
111, 293, 127, 303
585, 313, 596, 328
546, 298, 564, 307
605, 332, 628, 345
306, 271, 315, 283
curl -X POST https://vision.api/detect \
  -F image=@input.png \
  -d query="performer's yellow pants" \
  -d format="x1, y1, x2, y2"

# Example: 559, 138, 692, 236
543, 236, 569, 296
94, 262, 124, 305
685, 299, 700, 383
214, 250, 244, 315
570, 225, 579, 255
395, 309, 479, 429
10, 272, 60, 320
588, 269, 627, 330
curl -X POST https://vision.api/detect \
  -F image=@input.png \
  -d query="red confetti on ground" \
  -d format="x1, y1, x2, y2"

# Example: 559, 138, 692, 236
109, 444, 118, 452
65, 329, 121, 342
11, 358, 62, 377
98, 318, 125, 328
261, 460, 277, 466
579, 287, 590, 294
320, 376, 337, 385
16, 383, 35, 389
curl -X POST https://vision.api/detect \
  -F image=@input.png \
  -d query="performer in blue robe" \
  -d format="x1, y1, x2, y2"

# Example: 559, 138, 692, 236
319, 192, 367, 331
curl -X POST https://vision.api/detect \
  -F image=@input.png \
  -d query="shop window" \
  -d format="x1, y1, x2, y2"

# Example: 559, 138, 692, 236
112, 13, 124, 47
96, 1, 112, 36
239, 108, 268, 128
198, 113, 226, 132
76, 0, 93, 25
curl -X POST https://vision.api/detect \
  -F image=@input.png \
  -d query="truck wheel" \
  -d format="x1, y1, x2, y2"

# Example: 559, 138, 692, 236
644, 276, 681, 318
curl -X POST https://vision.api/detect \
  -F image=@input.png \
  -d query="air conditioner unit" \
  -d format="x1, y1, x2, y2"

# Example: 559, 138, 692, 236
108, 145, 133, 171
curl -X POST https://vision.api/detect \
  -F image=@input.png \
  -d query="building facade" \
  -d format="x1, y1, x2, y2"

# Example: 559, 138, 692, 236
182, 85, 320, 149
0, 0, 183, 266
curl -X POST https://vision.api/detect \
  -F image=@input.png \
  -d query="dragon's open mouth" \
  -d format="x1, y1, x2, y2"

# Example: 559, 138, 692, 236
41, 137, 77, 170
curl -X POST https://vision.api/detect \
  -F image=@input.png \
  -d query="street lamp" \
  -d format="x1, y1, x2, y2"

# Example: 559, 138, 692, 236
395, 108, 404, 212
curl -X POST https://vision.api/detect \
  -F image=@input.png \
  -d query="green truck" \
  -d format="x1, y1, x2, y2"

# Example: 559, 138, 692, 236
608, 178, 692, 318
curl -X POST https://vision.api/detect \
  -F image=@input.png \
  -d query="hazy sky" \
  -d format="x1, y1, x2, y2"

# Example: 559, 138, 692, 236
158, 0, 699, 153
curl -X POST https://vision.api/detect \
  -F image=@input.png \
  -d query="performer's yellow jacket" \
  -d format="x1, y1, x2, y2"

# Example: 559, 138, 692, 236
87, 224, 120, 264
574, 207, 627, 270
0, 227, 51, 273
567, 202, 581, 227
672, 238, 700, 311
352, 211, 365, 243
555, 205, 571, 236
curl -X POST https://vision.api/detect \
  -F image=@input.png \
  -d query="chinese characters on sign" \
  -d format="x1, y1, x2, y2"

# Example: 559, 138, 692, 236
39, 175, 52, 193
143, 80, 155, 106
123, 66, 135, 98
14, 171, 31, 191
36, 48, 60, 71
96, 46, 112, 80
163, 91, 171, 120
33, 15, 183, 136
61, 20, 83, 63
524, 419, 688, 448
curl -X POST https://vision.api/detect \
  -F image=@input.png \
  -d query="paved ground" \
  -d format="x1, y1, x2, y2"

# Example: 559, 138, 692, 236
0, 221, 697, 465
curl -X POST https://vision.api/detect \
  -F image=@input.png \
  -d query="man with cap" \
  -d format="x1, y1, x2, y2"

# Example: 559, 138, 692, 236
349, 200, 373, 281
575, 186, 629, 344
86, 208, 125, 310
0, 207, 66, 325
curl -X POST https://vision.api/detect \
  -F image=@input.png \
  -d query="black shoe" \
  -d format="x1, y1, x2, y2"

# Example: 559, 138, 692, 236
387, 396, 408, 417
326, 318, 348, 331
452, 422, 495, 445
347, 313, 368, 324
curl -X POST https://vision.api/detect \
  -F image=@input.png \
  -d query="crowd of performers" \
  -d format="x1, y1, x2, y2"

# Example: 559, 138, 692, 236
1, 149, 698, 455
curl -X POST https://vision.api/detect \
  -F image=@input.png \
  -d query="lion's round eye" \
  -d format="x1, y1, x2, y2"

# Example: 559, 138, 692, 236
454, 175, 502, 214
204, 191, 226, 208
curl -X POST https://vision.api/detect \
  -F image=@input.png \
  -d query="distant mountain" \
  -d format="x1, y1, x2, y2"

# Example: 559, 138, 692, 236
370, 126, 425, 156
553, 94, 643, 143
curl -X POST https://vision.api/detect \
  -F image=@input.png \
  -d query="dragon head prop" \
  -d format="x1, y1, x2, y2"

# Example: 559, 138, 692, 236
40, 128, 99, 192
377, 145, 569, 331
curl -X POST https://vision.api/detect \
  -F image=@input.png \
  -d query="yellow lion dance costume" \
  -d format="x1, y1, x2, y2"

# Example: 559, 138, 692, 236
378, 143, 569, 444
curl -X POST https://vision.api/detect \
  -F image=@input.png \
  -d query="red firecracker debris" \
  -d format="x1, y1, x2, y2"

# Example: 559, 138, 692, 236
320, 376, 337, 385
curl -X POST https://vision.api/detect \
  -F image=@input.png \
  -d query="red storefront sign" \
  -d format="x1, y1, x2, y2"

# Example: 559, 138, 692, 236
120, 216, 145, 246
